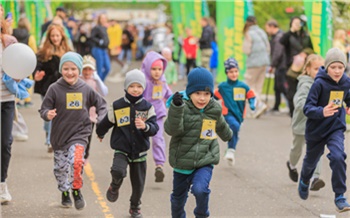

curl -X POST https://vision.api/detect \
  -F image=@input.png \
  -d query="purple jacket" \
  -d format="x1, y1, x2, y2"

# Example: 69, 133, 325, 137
141, 51, 172, 119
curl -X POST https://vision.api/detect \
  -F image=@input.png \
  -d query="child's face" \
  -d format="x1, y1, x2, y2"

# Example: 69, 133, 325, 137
150, 66, 163, 81
226, 68, 239, 81
306, 60, 323, 79
163, 52, 172, 61
82, 67, 94, 79
49, 28, 63, 47
190, 91, 211, 109
127, 83, 144, 97
61, 61, 80, 85
327, 62, 345, 83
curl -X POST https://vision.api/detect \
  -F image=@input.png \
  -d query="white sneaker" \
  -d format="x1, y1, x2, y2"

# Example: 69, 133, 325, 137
121, 64, 129, 74
224, 149, 235, 166
0, 182, 12, 204
13, 133, 29, 141
253, 103, 267, 119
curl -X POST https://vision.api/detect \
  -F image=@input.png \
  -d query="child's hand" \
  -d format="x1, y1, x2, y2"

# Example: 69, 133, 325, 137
346, 107, 350, 115
323, 103, 338, 117
47, 109, 57, 120
34, 70, 45, 81
135, 118, 146, 130
172, 92, 183, 106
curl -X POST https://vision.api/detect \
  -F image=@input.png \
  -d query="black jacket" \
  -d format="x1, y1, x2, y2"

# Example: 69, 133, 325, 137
90, 25, 109, 49
34, 55, 61, 96
199, 25, 214, 49
96, 96, 158, 160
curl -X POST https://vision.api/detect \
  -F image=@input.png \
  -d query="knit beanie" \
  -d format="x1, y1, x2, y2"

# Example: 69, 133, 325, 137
59, 52, 83, 75
124, 69, 146, 90
186, 67, 214, 96
224, 57, 239, 73
324, 47, 347, 70
151, 59, 163, 69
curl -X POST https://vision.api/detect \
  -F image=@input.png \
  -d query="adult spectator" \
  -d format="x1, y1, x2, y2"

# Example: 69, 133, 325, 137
198, 17, 214, 70
118, 24, 134, 74
242, 15, 270, 118
41, 6, 72, 40
265, 19, 287, 113
90, 14, 110, 81
280, 16, 313, 117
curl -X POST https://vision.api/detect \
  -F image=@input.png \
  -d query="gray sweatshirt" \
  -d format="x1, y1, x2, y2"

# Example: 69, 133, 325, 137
39, 78, 107, 150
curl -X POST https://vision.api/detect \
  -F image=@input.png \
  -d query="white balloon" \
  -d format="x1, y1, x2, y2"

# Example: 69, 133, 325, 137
2, 43, 37, 80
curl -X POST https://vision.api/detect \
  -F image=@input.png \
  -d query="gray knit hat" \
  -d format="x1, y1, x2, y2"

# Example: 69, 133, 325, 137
324, 47, 347, 70
124, 69, 146, 90
59, 52, 83, 75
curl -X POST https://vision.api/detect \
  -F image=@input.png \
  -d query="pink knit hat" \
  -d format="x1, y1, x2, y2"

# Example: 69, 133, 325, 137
151, 59, 163, 69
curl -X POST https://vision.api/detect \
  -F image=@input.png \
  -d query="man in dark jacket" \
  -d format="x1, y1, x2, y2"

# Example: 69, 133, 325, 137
199, 17, 214, 70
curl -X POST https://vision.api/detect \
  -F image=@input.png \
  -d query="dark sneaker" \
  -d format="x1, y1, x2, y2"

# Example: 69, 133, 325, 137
47, 144, 53, 153
298, 179, 309, 200
335, 195, 350, 213
72, 189, 86, 210
129, 208, 143, 218
61, 191, 72, 208
106, 185, 119, 202
310, 178, 325, 191
155, 167, 165, 183
286, 161, 298, 182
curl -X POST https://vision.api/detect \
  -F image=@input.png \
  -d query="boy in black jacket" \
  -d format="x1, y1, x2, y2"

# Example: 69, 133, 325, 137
96, 69, 159, 218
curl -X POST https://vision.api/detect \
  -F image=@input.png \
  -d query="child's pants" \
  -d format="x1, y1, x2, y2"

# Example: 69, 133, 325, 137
152, 118, 166, 166
110, 153, 146, 209
301, 130, 347, 195
224, 115, 240, 150
54, 144, 85, 192
171, 165, 213, 218
290, 133, 322, 178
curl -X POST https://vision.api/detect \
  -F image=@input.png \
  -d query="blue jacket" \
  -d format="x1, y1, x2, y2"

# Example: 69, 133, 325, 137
2, 74, 33, 100
304, 67, 350, 141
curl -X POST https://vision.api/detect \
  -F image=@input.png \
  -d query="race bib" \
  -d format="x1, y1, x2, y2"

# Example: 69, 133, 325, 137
66, 93, 83, 110
152, 85, 163, 99
233, 88, 246, 101
200, 119, 217, 140
114, 107, 130, 127
329, 91, 344, 108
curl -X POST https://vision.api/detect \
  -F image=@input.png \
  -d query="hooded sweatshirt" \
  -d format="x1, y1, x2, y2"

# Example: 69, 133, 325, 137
39, 78, 107, 150
142, 51, 172, 119
304, 67, 350, 141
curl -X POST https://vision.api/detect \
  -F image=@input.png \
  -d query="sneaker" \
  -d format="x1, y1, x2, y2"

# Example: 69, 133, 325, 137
155, 167, 165, 183
61, 191, 73, 208
13, 133, 29, 141
121, 64, 129, 74
24, 102, 33, 108
72, 189, 86, 210
0, 182, 12, 204
286, 161, 298, 182
47, 144, 53, 153
335, 195, 350, 213
224, 149, 235, 166
16, 102, 24, 109
129, 208, 143, 218
106, 185, 119, 202
298, 179, 309, 200
310, 178, 325, 191
253, 103, 267, 119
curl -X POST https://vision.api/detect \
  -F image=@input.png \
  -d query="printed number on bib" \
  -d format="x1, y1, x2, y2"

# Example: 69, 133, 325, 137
329, 91, 344, 108
66, 93, 83, 109
115, 107, 130, 127
200, 119, 217, 139
152, 85, 163, 99
233, 88, 246, 101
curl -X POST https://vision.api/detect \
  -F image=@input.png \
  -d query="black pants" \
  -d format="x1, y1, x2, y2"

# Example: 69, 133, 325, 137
110, 153, 146, 209
273, 68, 287, 110
286, 76, 298, 118
186, 58, 197, 75
1, 101, 15, 182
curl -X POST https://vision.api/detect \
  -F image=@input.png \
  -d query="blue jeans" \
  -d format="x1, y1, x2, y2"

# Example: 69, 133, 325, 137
171, 165, 213, 218
224, 115, 240, 150
118, 48, 132, 65
91, 47, 111, 81
41, 95, 51, 145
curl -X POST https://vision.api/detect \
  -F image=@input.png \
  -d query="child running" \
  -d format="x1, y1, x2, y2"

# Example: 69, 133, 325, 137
214, 57, 256, 166
96, 69, 159, 218
80, 55, 108, 160
165, 67, 233, 218
39, 52, 107, 210
287, 54, 325, 192
299, 48, 350, 213
161, 47, 178, 89
141, 51, 172, 182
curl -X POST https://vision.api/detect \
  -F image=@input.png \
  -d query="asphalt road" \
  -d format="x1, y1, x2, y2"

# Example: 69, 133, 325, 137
2, 61, 350, 218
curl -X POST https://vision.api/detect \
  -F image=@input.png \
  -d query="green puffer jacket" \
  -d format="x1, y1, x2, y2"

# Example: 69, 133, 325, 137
165, 98, 233, 170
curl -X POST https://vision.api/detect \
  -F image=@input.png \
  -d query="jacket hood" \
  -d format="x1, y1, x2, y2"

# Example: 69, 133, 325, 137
315, 66, 349, 87
297, 75, 314, 88
56, 77, 86, 90
141, 51, 167, 82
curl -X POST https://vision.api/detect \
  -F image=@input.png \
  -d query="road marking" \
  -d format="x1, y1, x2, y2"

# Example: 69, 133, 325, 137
84, 162, 114, 218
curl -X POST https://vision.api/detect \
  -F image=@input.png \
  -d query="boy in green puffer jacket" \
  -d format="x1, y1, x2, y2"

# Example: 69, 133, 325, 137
164, 67, 233, 218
